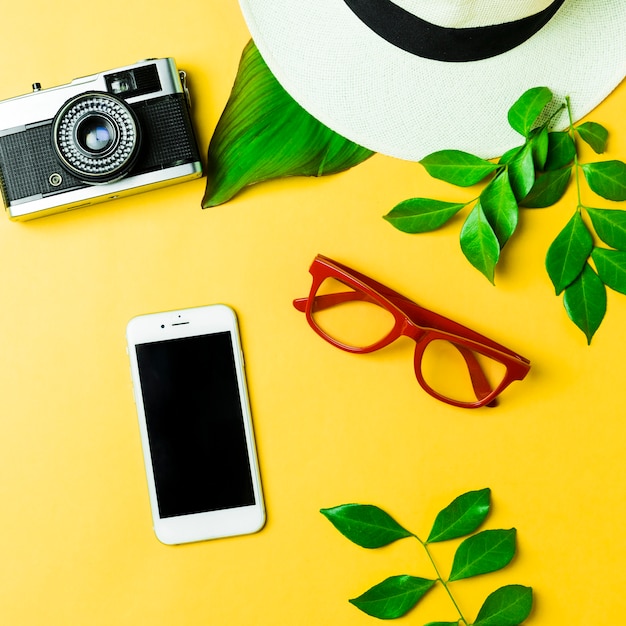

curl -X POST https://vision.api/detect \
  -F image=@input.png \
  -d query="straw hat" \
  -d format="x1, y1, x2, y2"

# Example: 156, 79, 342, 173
238, 0, 626, 160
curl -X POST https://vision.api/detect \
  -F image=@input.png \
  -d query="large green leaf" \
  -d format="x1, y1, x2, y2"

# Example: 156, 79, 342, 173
202, 40, 374, 207
350, 576, 436, 619
480, 172, 519, 247
427, 488, 491, 543
581, 161, 626, 201
506, 142, 535, 201
507, 86, 552, 137
586, 207, 626, 250
544, 131, 576, 171
576, 122, 608, 154
563, 263, 607, 344
591, 248, 626, 295
473, 585, 533, 626
460, 203, 500, 284
383, 198, 467, 233
545, 211, 593, 294
320, 504, 412, 548
521, 167, 572, 208
420, 150, 499, 187
448, 529, 517, 582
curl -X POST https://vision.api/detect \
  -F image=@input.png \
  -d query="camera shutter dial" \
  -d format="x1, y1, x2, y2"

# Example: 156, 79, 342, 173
52, 91, 141, 183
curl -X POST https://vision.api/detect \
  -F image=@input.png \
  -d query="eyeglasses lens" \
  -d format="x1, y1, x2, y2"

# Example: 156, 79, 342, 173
312, 277, 396, 349
419, 339, 507, 404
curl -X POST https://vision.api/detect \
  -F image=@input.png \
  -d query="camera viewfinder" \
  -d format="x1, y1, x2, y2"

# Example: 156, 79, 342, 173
108, 72, 138, 95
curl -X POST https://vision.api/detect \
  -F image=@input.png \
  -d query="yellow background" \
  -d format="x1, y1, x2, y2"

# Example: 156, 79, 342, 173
1, 1, 625, 624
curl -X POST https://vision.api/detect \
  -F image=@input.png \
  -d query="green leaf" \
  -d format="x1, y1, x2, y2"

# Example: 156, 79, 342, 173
202, 40, 374, 207
427, 488, 491, 543
349, 575, 436, 619
544, 131, 576, 171
420, 150, 499, 187
383, 198, 467, 233
545, 212, 593, 294
530, 126, 549, 170
507, 143, 535, 201
563, 263, 607, 344
521, 167, 572, 208
591, 248, 626, 295
576, 121, 609, 154
499, 145, 523, 166
474, 585, 533, 626
448, 529, 517, 582
320, 504, 412, 548
480, 172, 519, 247
582, 161, 626, 201
587, 207, 626, 250
507, 86, 553, 137
460, 202, 501, 284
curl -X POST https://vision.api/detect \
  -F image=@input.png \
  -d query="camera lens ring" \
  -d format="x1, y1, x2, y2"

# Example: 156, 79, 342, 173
52, 91, 141, 184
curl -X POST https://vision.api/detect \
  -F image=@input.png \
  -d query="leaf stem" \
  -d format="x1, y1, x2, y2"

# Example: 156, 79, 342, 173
416, 535, 469, 626
565, 96, 584, 213
546, 102, 566, 127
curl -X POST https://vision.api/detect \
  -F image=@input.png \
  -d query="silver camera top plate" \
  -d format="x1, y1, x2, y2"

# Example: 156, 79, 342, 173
0, 58, 184, 135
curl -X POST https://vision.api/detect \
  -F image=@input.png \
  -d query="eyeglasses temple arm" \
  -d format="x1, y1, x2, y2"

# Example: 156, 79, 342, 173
389, 294, 529, 364
293, 297, 307, 312
455, 343, 498, 408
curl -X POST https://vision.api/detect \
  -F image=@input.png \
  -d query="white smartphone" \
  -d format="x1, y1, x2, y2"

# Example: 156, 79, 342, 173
126, 304, 265, 545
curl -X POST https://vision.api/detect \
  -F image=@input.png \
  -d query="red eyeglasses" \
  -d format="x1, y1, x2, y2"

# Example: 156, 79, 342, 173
293, 255, 530, 409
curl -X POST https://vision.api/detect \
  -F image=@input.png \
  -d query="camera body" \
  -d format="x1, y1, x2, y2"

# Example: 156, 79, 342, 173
0, 58, 203, 221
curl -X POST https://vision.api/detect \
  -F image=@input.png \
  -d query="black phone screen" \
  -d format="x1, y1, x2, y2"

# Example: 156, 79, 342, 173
135, 332, 256, 519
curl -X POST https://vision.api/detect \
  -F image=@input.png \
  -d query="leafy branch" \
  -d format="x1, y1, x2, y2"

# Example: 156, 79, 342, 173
383, 87, 626, 343
321, 488, 532, 625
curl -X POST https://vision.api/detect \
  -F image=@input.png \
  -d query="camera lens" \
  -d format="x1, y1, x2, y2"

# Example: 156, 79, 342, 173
77, 116, 116, 153
52, 92, 141, 183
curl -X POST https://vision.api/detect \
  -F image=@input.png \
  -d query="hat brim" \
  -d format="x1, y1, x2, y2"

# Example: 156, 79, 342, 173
238, 0, 626, 160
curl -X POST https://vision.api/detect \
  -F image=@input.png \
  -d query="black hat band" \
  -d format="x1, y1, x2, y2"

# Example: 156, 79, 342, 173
342, 0, 566, 62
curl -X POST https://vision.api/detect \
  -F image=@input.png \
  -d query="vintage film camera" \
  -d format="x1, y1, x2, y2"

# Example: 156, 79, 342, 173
0, 58, 203, 220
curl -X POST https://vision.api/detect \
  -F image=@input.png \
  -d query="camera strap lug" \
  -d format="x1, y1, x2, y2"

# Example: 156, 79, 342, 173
179, 71, 191, 108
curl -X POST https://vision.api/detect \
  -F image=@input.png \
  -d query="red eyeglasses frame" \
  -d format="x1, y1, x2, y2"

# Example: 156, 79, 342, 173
293, 254, 531, 409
